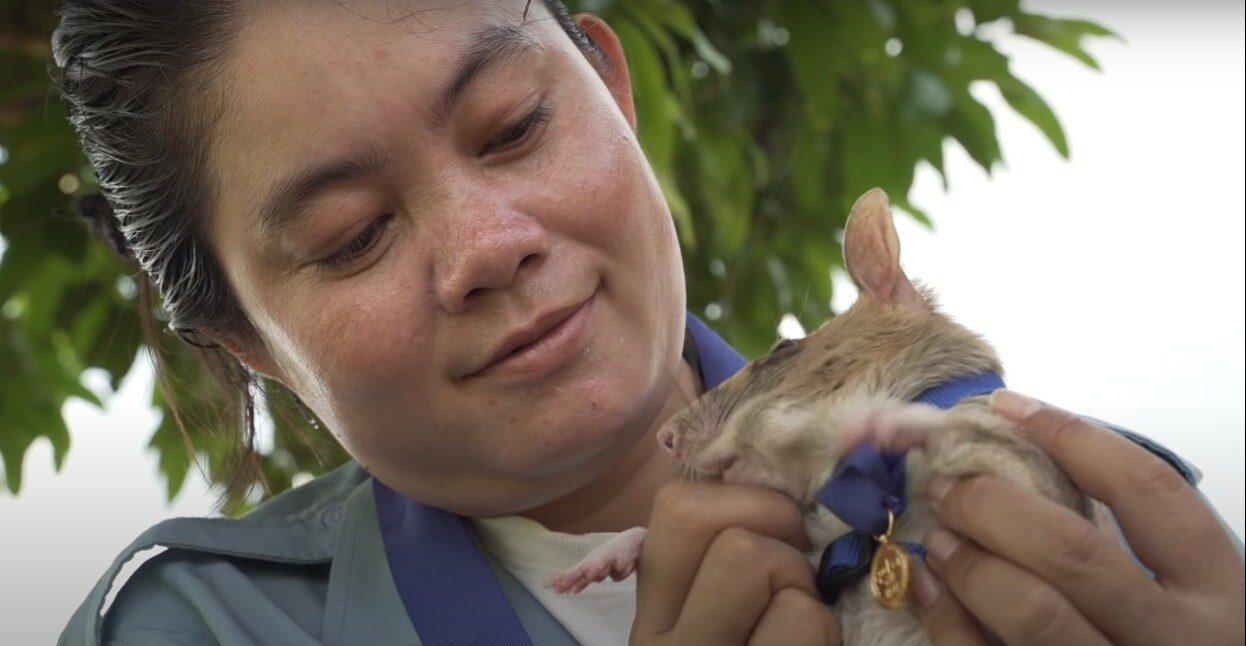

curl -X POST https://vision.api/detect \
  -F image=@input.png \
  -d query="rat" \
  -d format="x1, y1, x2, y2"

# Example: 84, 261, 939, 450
547, 188, 1094, 645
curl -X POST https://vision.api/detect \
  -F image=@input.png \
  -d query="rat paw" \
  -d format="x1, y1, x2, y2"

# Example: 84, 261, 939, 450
839, 402, 948, 454
546, 527, 647, 594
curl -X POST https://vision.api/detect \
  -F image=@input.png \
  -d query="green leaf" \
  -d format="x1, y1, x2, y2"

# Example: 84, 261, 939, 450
997, 74, 1069, 158
573, 0, 618, 13
965, 0, 1020, 25
0, 102, 79, 198
656, 167, 695, 248
0, 50, 52, 104
944, 89, 1002, 172
693, 121, 754, 252
904, 68, 955, 119
619, 4, 692, 104
612, 18, 675, 173
612, 16, 694, 247
1012, 14, 1117, 70
839, 113, 895, 202
892, 194, 933, 227
772, 0, 842, 130
652, 3, 732, 75
791, 133, 832, 213
946, 34, 1012, 82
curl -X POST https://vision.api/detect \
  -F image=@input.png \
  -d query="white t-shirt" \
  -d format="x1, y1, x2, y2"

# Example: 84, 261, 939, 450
472, 515, 636, 646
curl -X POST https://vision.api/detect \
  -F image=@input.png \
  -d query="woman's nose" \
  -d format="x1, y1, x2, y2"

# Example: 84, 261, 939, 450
434, 205, 549, 313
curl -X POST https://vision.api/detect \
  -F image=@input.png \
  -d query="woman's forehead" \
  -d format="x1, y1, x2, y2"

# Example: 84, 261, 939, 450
245, 0, 528, 30
231, 0, 539, 77
208, 0, 574, 235
215, 0, 566, 154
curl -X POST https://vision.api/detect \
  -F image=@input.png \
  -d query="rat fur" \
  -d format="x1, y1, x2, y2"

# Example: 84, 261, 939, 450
548, 188, 1093, 645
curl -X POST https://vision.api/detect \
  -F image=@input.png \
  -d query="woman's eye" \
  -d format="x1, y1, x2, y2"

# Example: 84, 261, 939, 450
486, 103, 551, 153
318, 214, 392, 270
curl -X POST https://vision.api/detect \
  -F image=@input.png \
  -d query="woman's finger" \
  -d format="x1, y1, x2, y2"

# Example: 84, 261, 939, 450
928, 473, 1163, 643
990, 389, 1241, 593
747, 587, 842, 646
674, 528, 819, 642
910, 567, 991, 646
633, 482, 809, 637
925, 529, 1114, 646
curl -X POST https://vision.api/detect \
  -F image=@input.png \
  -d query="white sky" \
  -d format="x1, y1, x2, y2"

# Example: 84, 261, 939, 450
1, 2, 1243, 643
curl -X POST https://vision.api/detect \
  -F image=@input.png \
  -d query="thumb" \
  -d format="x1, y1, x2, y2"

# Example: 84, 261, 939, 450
911, 568, 991, 646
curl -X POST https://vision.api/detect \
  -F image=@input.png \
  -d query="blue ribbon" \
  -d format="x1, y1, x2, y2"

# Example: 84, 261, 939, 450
816, 445, 908, 537
815, 373, 1005, 604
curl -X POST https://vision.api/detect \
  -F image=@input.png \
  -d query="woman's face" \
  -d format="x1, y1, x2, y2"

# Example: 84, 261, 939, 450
204, 1, 687, 515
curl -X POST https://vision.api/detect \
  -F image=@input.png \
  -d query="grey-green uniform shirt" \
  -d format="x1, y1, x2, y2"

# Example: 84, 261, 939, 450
58, 462, 577, 646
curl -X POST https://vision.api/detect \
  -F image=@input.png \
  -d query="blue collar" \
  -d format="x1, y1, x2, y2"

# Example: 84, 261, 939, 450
913, 373, 1008, 410
814, 373, 1006, 536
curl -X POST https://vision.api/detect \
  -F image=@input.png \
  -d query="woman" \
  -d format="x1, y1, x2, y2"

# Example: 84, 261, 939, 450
53, 1, 1243, 644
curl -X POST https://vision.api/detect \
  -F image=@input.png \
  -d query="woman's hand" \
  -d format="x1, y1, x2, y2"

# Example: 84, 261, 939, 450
913, 389, 1245, 645
630, 482, 842, 645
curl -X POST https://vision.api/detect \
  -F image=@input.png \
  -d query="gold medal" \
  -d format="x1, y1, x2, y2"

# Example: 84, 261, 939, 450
869, 510, 911, 609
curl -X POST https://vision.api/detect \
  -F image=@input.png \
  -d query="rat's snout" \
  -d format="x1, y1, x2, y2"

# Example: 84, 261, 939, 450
660, 396, 733, 465
657, 426, 677, 453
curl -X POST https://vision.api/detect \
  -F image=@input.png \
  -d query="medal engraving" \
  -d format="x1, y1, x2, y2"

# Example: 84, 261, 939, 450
870, 540, 910, 609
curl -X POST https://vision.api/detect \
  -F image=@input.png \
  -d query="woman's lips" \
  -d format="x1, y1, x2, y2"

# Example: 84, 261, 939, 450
469, 290, 597, 381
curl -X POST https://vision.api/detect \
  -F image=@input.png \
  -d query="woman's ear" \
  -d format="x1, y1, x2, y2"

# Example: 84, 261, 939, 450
204, 329, 288, 385
574, 14, 636, 131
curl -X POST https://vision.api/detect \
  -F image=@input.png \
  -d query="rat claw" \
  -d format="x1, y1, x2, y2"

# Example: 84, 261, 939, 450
548, 526, 647, 594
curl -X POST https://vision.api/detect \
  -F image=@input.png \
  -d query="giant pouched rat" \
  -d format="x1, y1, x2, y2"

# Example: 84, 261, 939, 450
547, 188, 1093, 645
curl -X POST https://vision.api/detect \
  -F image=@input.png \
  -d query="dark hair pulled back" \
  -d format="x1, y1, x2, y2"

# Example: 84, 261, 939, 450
52, 0, 602, 502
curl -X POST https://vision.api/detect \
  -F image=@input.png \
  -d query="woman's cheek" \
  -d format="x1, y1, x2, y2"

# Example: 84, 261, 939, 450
551, 129, 650, 245
295, 272, 437, 419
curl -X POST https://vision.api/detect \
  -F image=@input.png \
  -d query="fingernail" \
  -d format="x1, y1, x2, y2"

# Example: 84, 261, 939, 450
912, 568, 940, 609
928, 476, 953, 503
990, 389, 1041, 422
925, 529, 961, 563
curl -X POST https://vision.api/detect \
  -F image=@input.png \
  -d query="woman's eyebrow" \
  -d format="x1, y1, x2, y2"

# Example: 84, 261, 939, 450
255, 143, 387, 239
254, 23, 539, 239
429, 23, 542, 126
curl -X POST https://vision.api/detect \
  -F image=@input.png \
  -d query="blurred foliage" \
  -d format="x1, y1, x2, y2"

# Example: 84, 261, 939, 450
0, 0, 1112, 510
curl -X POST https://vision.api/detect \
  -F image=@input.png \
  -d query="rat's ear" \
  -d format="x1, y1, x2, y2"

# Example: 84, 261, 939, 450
843, 188, 925, 308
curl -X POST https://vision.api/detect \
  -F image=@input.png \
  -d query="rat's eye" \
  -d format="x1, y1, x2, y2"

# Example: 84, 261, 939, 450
756, 337, 801, 370
771, 338, 798, 354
